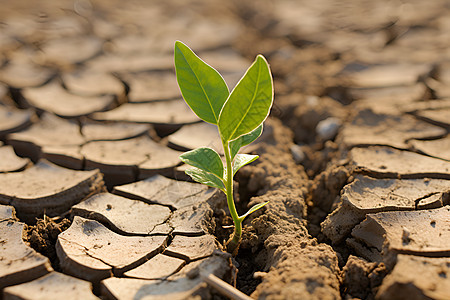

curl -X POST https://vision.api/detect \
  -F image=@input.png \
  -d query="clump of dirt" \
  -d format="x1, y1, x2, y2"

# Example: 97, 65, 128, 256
307, 164, 351, 240
230, 118, 342, 299
341, 255, 388, 299
23, 215, 71, 271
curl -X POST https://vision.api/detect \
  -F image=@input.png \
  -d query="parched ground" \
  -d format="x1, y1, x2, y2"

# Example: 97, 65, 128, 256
0, 0, 449, 299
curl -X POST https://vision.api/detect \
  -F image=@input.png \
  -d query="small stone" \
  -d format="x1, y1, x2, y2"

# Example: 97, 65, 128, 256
316, 117, 342, 141
290, 144, 305, 164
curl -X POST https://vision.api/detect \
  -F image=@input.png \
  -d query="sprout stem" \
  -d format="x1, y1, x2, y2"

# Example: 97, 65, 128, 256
222, 139, 241, 255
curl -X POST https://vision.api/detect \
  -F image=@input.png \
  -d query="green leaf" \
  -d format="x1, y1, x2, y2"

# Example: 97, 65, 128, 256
179, 147, 223, 179
233, 154, 258, 175
174, 41, 229, 124
239, 201, 269, 221
185, 167, 224, 190
230, 124, 263, 159
218, 55, 273, 142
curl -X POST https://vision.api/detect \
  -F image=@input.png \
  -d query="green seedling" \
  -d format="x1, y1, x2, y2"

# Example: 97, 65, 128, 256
174, 41, 273, 254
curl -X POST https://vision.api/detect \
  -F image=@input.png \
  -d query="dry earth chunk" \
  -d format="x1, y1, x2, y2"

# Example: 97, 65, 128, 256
0, 105, 33, 138
168, 122, 223, 154
56, 216, 168, 282
41, 145, 84, 170
81, 121, 150, 142
0, 160, 104, 222
404, 99, 450, 114
410, 136, 450, 161
416, 108, 450, 128
348, 83, 426, 102
377, 255, 450, 300
62, 69, 126, 98
0, 221, 52, 289
8, 113, 84, 161
164, 235, 218, 262
81, 135, 182, 186
113, 174, 214, 210
339, 109, 445, 149
3, 272, 100, 300
101, 254, 230, 300
137, 148, 183, 180
0, 205, 15, 220
0, 145, 30, 173
341, 255, 386, 299
0, 61, 53, 88
345, 64, 431, 88
86, 53, 173, 73
199, 50, 250, 74
123, 254, 185, 280
23, 81, 115, 118
91, 100, 199, 125
120, 71, 180, 102
350, 146, 450, 179
169, 203, 213, 236
39, 36, 102, 66
71, 193, 171, 235
322, 175, 450, 243
349, 206, 450, 261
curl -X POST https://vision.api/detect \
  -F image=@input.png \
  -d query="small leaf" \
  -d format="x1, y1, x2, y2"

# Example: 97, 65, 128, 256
230, 124, 263, 159
239, 201, 269, 221
233, 154, 258, 175
185, 167, 224, 190
218, 55, 273, 142
174, 41, 229, 124
180, 147, 223, 179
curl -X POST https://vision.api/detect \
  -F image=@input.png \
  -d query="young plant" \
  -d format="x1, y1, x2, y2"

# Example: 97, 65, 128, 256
174, 41, 273, 254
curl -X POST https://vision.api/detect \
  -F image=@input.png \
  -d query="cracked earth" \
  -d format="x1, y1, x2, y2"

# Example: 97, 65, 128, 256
0, 0, 449, 299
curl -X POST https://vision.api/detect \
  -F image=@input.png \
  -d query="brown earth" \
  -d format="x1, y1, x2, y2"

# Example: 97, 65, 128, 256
1, 0, 450, 299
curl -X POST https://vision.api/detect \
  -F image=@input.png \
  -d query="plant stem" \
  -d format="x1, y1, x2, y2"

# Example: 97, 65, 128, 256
222, 140, 241, 255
